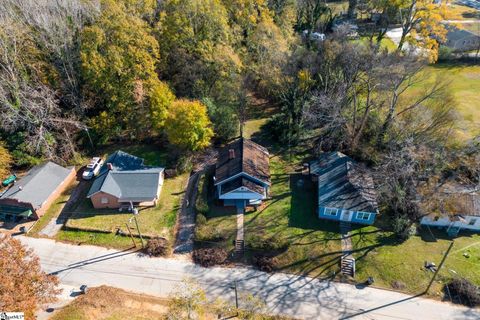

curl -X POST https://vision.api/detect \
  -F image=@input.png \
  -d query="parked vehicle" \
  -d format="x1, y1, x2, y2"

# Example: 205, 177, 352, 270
82, 157, 103, 180
2, 174, 16, 187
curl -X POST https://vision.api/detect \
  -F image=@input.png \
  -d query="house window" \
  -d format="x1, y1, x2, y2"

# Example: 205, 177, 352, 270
356, 212, 371, 221
469, 218, 477, 226
324, 208, 338, 216
101, 197, 109, 204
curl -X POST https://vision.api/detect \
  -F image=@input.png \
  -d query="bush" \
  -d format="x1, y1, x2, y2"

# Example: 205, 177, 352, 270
203, 98, 239, 142
446, 278, 480, 307
144, 238, 170, 257
193, 247, 228, 267
253, 255, 277, 273
391, 215, 416, 241
438, 45, 454, 61
195, 174, 209, 215
196, 214, 207, 226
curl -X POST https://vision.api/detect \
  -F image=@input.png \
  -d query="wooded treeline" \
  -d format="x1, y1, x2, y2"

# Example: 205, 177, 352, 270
0, 0, 478, 234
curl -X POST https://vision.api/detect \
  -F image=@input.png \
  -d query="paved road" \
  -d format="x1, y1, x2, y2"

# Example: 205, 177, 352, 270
19, 237, 478, 320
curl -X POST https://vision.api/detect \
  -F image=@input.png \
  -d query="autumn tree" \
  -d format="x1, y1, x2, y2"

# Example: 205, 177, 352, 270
81, 0, 174, 141
397, 0, 447, 61
0, 235, 59, 320
167, 279, 208, 320
158, 0, 242, 103
164, 100, 214, 151
0, 140, 12, 178
296, 0, 331, 32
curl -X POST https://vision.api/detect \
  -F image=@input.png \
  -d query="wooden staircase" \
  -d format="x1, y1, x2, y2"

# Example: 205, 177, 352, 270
341, 256, 355, 277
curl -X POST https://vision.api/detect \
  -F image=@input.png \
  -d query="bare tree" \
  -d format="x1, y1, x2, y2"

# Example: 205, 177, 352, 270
0, 0, 100, 110
0, 21, 82, 161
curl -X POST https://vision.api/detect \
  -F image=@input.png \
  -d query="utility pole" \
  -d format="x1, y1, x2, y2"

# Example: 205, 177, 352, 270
230, 280, 239, 316
125, 223, 136, 248
131, 208, 144, 248
425, 240, 454, 294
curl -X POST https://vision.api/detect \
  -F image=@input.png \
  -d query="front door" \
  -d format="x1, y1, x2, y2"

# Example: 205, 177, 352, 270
340, 210, 353, 222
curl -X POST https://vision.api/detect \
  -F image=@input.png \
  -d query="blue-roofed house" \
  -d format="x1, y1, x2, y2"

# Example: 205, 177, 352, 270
87, 151, 164, 209
309, 152, 378, 225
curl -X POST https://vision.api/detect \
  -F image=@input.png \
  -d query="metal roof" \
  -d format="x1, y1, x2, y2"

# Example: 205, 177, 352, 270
311, 152, 378, 213
0, 162, 73, 210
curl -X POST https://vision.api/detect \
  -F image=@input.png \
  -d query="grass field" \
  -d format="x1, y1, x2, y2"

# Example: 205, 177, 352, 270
243, 156, 342, 277
60, 144, 187, 250
350, 225, 480, 295
405, 62, 480, 141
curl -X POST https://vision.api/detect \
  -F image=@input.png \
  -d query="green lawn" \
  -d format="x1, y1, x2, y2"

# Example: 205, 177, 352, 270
405, 63, 480, 141
60, 144, 188, 250
243, 156, 342, 277
56, 229, 137, 249
28, 181, 78, 236
65, 172, 188, 240
350, 225, 480, 295
195, 141, 342, 278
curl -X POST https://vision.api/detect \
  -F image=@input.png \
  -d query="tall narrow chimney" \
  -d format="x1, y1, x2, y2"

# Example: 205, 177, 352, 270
228, 149, 235, 160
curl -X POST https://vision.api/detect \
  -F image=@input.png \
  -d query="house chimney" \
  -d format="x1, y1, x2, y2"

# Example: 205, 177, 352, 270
228, 149, 235, 160
107, 163, 113, 170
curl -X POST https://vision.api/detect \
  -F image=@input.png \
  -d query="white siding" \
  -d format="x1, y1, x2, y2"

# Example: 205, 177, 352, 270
421, 216, 480, 231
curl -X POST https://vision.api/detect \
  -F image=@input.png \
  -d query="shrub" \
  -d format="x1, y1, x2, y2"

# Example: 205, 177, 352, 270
203, 97, 239, 142
391, 215, 416, 241
193, 247, 228, 267
144, 238, 170, 257
253, 255, 277, 273
438, 46, 454, 61
195, 174, 209, 215
446, 278, 480, 307
196, 214, 207, 226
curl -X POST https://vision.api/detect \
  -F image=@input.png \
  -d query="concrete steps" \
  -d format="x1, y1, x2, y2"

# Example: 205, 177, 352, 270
341, 256, 355, 277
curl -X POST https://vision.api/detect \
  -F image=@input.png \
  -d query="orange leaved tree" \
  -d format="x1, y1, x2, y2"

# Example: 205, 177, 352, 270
0, 235, 59, 320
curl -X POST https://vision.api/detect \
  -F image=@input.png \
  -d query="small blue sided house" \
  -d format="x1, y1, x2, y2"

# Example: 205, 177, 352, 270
310, 152, 378, 225
214, 138, 270, 213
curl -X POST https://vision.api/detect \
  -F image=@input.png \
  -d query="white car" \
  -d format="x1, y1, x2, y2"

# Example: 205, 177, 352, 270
82, 157, 103, 180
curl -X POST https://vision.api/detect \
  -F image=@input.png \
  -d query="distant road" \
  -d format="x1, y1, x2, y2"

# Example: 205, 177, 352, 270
20, 237, 479, 320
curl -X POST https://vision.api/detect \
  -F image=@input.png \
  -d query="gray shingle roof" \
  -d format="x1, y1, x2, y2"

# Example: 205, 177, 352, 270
87, 151, 164, 201
310, 152, 378, 213
0, 161, 73, 210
